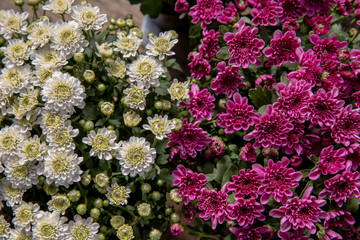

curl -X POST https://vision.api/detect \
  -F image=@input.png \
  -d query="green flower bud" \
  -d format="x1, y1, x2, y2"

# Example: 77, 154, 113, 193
107, 24, 115, 31
125, 14, 133, 19
67, 189, 81, 202
116, 18, 126, 28
162, 100, 171, 111
146, 109, 153, 116
103, 200, 110, 207
95, 173, 109, 188
83, 70, 95, 83
137, 202, 151, 217
170, 212, 181, 223
74, 52, 85, 63
218, 98, 227, 109
151, 191, 161, 201
28, 0, 41, 5
81, 172, 92, 186
110, 215, 125, 229
97, 83, 107, 92
15, 0, 24, 6
100, 102, 115, 116
169, 189, 182, 203
141, 183, 152, 193
84, 120, 94, 131
100, 225, 107, 234
157, 214, 163, 219
129, 28, 143, 39
218, 128, 225, 135
168, 30, 178, 40
349, 28, 357, 37
165, 207, 173, 216
76, 204, 87, 215
171, 118, 182, 131
90, 208, 101, 220
149, 229, 162, 240
97, 233, 106, 240
97, 186, 107, 194
44, 184, 59, 196
110, 18, 116, 24
123, 111, 142, 127
117, 224, 134, 240
126, 19, 134, 27
157, 179, 165, 187
38, 176, 46, 185
79, 119, 86, 127
94, 198, 103, 208
154, 101, 163, 110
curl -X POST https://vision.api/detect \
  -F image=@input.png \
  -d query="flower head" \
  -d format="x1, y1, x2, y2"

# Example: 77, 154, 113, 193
0, 215, 10, 239
229, 226, 273, 240
47, 194, 71, 214
311, 15, 333, 35
188, 0, 224, 29
12, 202, 40, 231
2, 39, 31, 67
199, 29, 220, 61
114, 34, 142, 58
227, 169, 262, 200
277, 0, 304, 23
32, 211, 68, 240
226, 198, 265, 227
0, 9, 28, 40
324, 209, 355, 229
0, 179, 25, 207
175, 0, 189, 13
42, 0, 74, 14
143, 114, 174, 140
27, 18, 53, 49
123, 83, 149, 111
168, 78, 189, 101
250, 0, 282, 26
71, 4, 107, 31
66, 215, 100, 240
146, 31, 178, 60
300, 0, 336, 16
116, 224, 134, 240
4, 158, 39, 190
106, 183, 131, 206
46, 120, 79, 151
105, 57, 126, 78
31, 47, 67, 70
188, 52, 211, 80
0, 64, 33, 96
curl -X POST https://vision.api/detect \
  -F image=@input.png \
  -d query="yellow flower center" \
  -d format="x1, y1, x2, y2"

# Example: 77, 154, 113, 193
93, 134, 110, 151
53, 83, 72, 100
154, 38, 170, 53
59, 28, 76, 44
52, 156, 69, 173
40, 224, 56, 237
72, 225, 90, 240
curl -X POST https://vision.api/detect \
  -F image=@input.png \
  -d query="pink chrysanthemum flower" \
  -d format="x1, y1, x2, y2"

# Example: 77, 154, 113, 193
273, 80, 312, 122
217, 93, 259, 134
175, 0, 189, 13
167, 118, 212, 160
283, 120, 305, 155
269, 187, 327, 234
182, 205, 196, 222
319, 162, 360, 207
188, 0, 224, 29
278, 0, 304, 23
199, 29, 220, 61
244, 105, 293, 149
217, 2, 238, 24
227, 169, 262, 199
230, 226, 273, 240
240, 143, 257, 163
346, 143, 360, 171
310, 34, 347, 62
283, 18, 300, 31
337, 0, 353, 16
264, 30, 301, 67
311, 15, 333, 35
211, 61, 245, 97
224, 19, 265, 68
188, 53, 211, 80
252, 157, 303, 204
172, 164, 207, 204
353, 91, 360, 108
308, 145, 347, 180
255, 74, 276, 90
330, 105, 360, 146
277, 229, 313, 240
300, 0, 336, 16
180, 84, 215, 121
290, 155, 302, 167
170, 223, 183, 236
209, 137, 225, 155
250, 0, 283, 26
323, 209, 355, 230
301, 88, 344, 128
197, 187, 228, 229
226, 198, 265, 227
235, 0, 249, 11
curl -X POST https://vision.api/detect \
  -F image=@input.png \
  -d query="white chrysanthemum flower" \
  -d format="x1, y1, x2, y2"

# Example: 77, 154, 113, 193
46, 120, 79, 151
127, 55, 166, 88
106, 183, 131, 206
0, 9, 28, 40
71, 4, 107, 31
116, 224, 134, 240
116, 136, 156, 177
0, 64, 33, 96
143, 114, 174, 140
33, 67, 53, 87
66, 215, 100, 240
0, 124, 29, 160
95, 42, 113, 58
43, 149, 83, 188
0, 179, 25, 207
137, 202, 151, 217
27, 18, 53, 49
12, 202, 40, 232
50, 20, 88, 58
4, 157, 39, 189
8, 228, 32, 240
41, 71, 86, 114
113, 34, 142, 58
32, 211, 68, 240
146, 31, 178, 60
2, 39, 32, 67
37, 109, 69, 134
19, 135, 47, 164
168, 78, 189, 101
48, 194, 71, 215
105, 57, 126, 78
123, 111, 141, 128
8, 87, 41, 121
42, 0, 74, 14
0, 215, 11, 239
31, 46, 67, 70
82, 127, 119, 160
123, 83, 149, 111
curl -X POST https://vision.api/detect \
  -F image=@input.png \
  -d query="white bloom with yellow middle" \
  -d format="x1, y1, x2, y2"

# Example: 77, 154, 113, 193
12, 202, 40, 232
82, 127, 119, 160
42, 0, 74, 14
8, 228, 32, 240
123, 82, 149, 111
2, 39, 32, 67
43, 149, 83, 188
106, 183, 131, 206
19, 135, 47, 164
71, 4, 107, 31
27, 18, 53, 49
32, 67, 53, 87
146, 31, 178, 60
4, 157, 39, 190
37, 109, 69, 134
50, 20, 88, 58
8, 87, 41, 120
47, 194, 71, 215
46, 120, 79, 151
0, 215, 10, 239
105, 57, 126, 78
41, 71, 86, 114
0, 64, 33, 96
32, 211, 68, 240
0, 9, 28, 40
168, 78, 189, 101
0, 179, 25, 207
116, 136, 156, 177
0, 124, 29, 160
127, 55, 166, 88
143, 114, 174, 140
66, 215, 100, 240
31, 46, 68, 70
113, 34, 142, 58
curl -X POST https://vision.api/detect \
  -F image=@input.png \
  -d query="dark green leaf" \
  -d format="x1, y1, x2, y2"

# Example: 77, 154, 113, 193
155, 141, 168, 155
216, 46, 230, 60
108, 119, 121, 128
82, 104, 99, 120
280, 71, 289, 84
146, 168, 157, 180
248, 86, 273, 109
156, 154, 169, 165
213, 156, 231, 184
95, 30, 109, 42
95, 118, 107, 126
228, 144, 237, 152
221, 164, 238, 186
219, 25, 229, 35
205, 173, 215, 182
189, 23, 202, 39
140, 0, 163, 18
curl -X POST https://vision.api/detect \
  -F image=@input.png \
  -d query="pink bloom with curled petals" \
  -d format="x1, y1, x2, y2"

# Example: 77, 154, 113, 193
235, 0, 249, 11
278, 0, 304, 23
230, 226, 273, 240
188, 52, 211, 80
209, 137, 225, 155
283, 18, 300, 31
264, 30, 301, 67
244, 105, 293, 150
308, 145, 347, 180
172, 164, 207, 204
188, 0, 224, 29
226, 198, 265, 227
324, 209, 355, 229
319, 162, 360, 207
175, 0, 189, 13
217, 93, 259, 134
182, 205, 195, 222
311, 15, 333, 35
199, 29, 220, 61
197, 187, 228, 229
269, 187, 327, 234
310, 34, 347, 63
170, 223, 183, 236
252, 157, 303, 204
250, 0, 283, 26
211, 61, 245, 97
255, 74, 276, 90
277, 229, 313, 240
337, 0, 353, 16
240, 143, 257, 163
300, 0, 336, 16
167, 118, 212, 160
217, 2, 238, 24
180, 84, 215, 121
346, 143, 360, 171
227, 168, 262, 199
224, 19, 265, 68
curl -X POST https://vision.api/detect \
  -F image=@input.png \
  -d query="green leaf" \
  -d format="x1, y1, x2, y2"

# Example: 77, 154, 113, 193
95, 118, 107, 126
140, 0, 162, 18
146, 168, 157, 180
257, 105, 267, 115
205, 173, 215, 182
216, 46, 230, 60
213, 156, 231, 184
156, 154, 169, 165
280, 71, 289, 84
108, 119, 121, 128
154, 79, 171, 96
228, 144, 237, 152
82, 104, 99, 120
248, 86, 273, 109
189, 23, 202, 39
221, 164, 238, 186
155, 141, 168, 155
95, 30, 109, 42
219, 25, 229, 35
